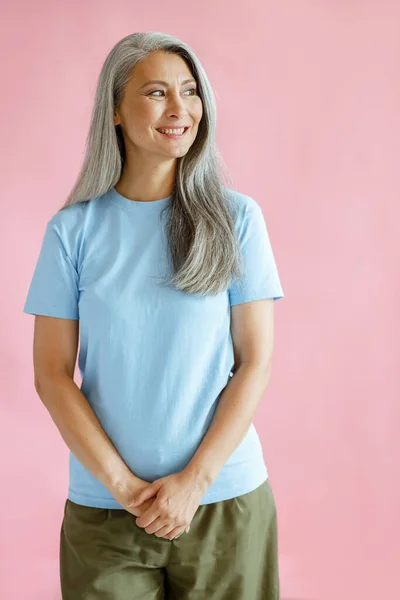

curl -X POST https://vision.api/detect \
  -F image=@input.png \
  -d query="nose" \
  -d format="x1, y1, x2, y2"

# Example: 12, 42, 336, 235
165, 94, 189, 120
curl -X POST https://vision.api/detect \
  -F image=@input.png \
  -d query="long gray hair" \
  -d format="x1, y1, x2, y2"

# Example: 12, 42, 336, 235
60, 31, 244, 296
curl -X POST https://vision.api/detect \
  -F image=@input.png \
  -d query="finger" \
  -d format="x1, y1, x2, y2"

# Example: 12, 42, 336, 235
136, 505, 161, 528
128, 484, 157, 507
165, 525, 187, 540
144, 517, 168, 535
150, 522, 174, 537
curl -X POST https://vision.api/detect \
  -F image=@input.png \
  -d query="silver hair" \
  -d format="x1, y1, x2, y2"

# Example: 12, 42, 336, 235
60, 31, 244, 296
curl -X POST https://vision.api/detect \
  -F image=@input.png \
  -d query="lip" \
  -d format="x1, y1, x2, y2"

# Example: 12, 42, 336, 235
156, 126, 190, 131
156, 126, 190, 139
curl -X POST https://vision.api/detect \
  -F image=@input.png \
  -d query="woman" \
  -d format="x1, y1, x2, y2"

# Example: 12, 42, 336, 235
23, 31, 284, 599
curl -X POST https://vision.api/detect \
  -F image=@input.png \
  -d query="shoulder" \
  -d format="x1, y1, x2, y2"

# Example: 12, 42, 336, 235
223, 187, 261, 211
222, 187, 264, 232
223, 186, 263, 218
45, 197, 100, 264
47, 199, 91, 233
46, 193, 108, 240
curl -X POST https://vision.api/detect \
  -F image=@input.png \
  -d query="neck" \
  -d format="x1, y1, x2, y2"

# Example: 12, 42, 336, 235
115, 151, 177, 202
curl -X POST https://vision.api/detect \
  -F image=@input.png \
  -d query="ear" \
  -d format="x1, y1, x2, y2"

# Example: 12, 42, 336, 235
113, 110, 120, 127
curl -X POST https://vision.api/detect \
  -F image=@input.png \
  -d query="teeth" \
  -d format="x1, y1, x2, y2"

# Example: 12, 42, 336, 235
158, 128, 185, 135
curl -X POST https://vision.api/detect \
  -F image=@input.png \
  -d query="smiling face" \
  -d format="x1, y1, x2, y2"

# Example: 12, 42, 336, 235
113, 51, 203, 160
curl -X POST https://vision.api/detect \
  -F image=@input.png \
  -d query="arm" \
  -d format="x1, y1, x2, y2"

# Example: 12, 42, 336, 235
32, 315, 144, 503
184, 298, 275, 487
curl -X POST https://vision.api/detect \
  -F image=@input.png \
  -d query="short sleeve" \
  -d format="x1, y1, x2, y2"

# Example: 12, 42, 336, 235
228, 201, 284, 306
23, 220, 80, 320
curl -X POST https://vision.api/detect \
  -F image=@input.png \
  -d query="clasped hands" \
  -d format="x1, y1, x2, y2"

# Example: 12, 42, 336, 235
124, 470, 209, 540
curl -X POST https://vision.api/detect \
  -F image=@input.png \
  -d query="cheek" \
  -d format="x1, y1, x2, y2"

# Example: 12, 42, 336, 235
193, 98, 203, 122
141, 102, 161, 121
126, 102, 160, 131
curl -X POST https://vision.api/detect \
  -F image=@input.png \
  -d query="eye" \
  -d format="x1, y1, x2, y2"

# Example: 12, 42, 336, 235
147, 88, 197, 97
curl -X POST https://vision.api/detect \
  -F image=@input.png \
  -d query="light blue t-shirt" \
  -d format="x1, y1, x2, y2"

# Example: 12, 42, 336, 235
23, 186, 284, 508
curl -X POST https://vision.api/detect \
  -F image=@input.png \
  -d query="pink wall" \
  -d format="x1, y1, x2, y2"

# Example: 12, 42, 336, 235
2, 1, 398, 599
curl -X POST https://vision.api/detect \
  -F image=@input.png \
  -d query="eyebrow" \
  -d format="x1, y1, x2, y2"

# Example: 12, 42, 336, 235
139, 78, 197, 89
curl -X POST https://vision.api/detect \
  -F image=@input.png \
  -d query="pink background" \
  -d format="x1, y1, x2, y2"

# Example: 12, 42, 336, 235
2, 1, 398, 599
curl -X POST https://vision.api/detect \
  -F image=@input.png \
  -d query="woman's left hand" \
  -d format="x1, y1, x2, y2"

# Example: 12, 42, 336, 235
127, 470, 209, 539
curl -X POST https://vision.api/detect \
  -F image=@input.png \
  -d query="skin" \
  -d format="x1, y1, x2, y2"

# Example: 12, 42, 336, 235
113, 51, 275, 541
113, 50, 203, 202
32, 50, 276, 543
112, 50, 205, 538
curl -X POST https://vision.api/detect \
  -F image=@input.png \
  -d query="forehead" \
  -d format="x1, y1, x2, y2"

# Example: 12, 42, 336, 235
128, 52, 194, 87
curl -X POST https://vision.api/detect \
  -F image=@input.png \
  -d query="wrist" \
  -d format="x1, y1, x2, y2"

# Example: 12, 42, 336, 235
101, 464, 143, 499
183, 462, 215, 492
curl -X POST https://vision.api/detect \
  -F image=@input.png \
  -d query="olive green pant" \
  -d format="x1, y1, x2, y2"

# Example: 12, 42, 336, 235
59, 478, 280, 599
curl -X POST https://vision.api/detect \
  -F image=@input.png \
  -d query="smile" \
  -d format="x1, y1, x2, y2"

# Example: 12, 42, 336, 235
156, 127, 190, 139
